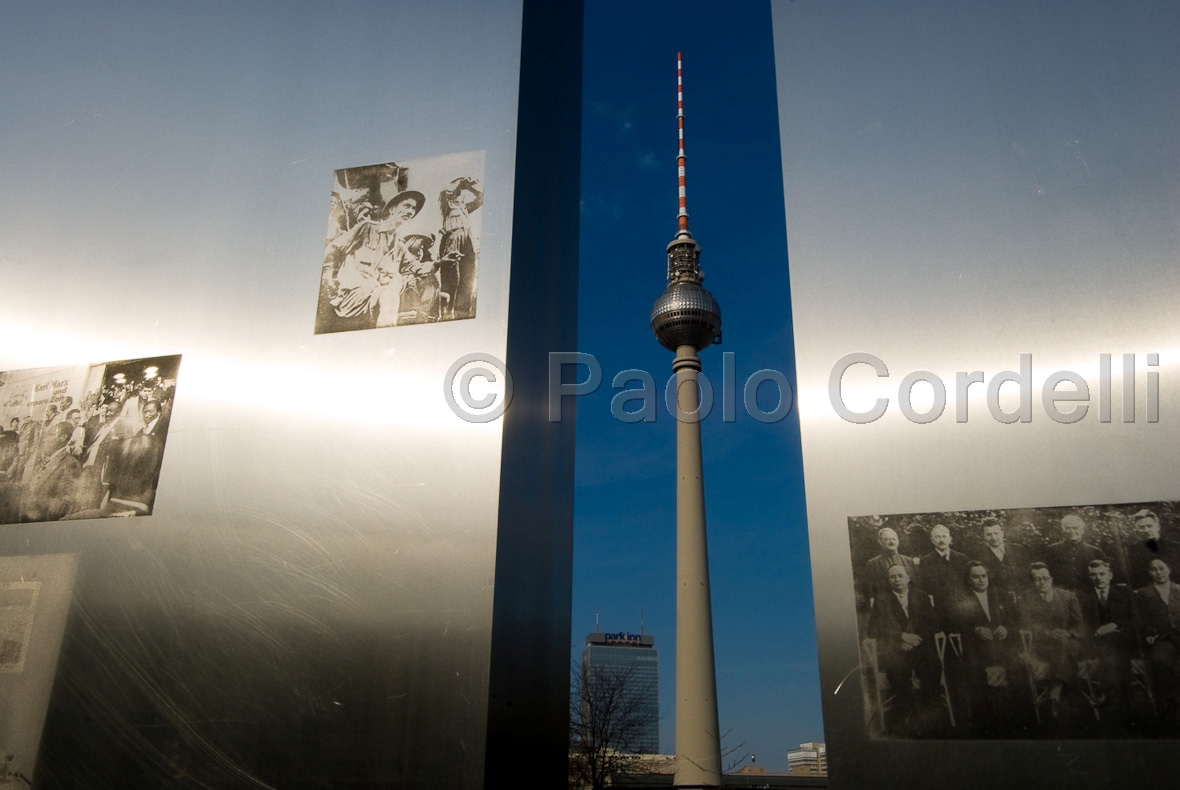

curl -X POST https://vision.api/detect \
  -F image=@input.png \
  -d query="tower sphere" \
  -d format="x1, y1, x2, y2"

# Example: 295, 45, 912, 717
651, 279, 722, 352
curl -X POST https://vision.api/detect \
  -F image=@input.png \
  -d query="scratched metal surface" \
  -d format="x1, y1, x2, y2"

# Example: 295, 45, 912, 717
773, 1, 1180, 787
0, 2, 525, 787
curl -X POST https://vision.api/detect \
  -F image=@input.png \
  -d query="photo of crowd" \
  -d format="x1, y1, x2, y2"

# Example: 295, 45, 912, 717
0, 355, 180, 524
314, 150, 485, 334
848, 502, 1180, 740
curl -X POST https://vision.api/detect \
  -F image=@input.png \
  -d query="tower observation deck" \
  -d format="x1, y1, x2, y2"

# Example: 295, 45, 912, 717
650, 52, 722, 354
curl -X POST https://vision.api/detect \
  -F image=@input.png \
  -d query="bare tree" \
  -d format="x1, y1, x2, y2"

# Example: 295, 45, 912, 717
569, 660, 659, 790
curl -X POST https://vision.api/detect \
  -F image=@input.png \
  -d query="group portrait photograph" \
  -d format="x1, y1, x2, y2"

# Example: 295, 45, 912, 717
848, 502, 1180, 741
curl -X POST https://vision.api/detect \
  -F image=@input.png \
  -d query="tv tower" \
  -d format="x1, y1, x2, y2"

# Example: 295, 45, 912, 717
649, 53, 723, 789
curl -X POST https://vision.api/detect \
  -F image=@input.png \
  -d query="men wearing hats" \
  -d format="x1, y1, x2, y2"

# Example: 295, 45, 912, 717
318, 188, 425, 333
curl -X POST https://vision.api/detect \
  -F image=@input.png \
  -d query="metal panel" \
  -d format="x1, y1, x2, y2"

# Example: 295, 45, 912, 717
484, 0, 582, 785
0, 1, 578, 787
773, 1, 1179, 787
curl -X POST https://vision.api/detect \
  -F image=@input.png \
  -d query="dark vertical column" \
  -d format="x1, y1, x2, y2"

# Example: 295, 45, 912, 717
483, 0, 583, 786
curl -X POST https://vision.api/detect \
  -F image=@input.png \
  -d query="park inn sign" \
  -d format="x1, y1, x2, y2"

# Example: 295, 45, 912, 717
586, 632, 655, 647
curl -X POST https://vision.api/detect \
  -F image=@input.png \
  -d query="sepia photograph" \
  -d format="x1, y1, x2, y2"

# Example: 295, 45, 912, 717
0, 553, 79, 785
0, 582, 38, 674
0, 354, 181, 524
314, 150, 486, 334
848, 502, 1180, 740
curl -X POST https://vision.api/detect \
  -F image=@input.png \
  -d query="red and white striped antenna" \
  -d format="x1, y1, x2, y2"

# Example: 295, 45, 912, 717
677, 52, 691, 238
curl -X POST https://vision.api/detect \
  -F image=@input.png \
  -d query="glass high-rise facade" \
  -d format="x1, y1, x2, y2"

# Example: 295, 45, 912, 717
582, 631, 660, 755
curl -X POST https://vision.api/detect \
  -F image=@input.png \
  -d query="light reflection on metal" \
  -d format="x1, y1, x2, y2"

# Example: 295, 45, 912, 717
0, 321, 495, 431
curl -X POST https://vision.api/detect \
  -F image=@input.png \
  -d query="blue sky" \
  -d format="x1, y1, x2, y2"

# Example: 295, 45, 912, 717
574, 1, 822, 768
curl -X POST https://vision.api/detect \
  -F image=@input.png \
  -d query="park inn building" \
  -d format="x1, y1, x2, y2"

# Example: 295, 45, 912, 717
583, 631, 661, 755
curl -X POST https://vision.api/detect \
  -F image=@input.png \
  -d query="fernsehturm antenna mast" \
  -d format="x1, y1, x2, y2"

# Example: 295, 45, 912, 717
650, 52, 723, 790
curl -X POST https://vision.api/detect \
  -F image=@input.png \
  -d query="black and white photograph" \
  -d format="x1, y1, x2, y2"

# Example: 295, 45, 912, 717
0, 553, 79, 786
314, 150, 486, 334
0, 582, 38, 674
848, 502, 1180, 740
0, 354, 181, 524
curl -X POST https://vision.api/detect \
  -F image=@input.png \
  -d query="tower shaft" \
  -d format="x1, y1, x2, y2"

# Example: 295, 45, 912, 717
651, 55, 723, 788
672, 345, 722, 788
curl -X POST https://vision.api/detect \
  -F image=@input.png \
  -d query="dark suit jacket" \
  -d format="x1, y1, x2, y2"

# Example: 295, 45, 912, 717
947, 587, 1019, 685
107, 427, 164, 511
23, 449, 81, 522
1020, 587, 1084, 680
1126, 540, 1179, 591
0, 430, 17, 478
1046, 540, 1106, 592
867, 587, 938, 680
917, 549, 972, 615
1021, 587, 1085, 639
949, 587, 1013, 633
863, 553, 919, 604
1077, 585, 1136, 664
869, 586, 935, 632
951, 585, 1013, 643
1135, 582, 1180, 647
81, 415, 105, 454
971, 543, 1035, 600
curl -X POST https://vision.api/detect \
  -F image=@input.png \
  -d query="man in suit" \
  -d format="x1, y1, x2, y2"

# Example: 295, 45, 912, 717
972, 517, 1035, 603
0, 419, 22, 523
1021, 562, 1085, 717
1077, 559, 1136, 726
1135, 558, 1180, 727
80, 402, 112, 456
70, 401, 123, 513
105, 399, 166, 514
867, 563, 939, 736
1046, 514, 1106, 592
863, 527, 919, 607
0, 419, 18, 479
12, 413, 43, 485
947, 561, 1017, 735
918, 524, 972, 622
1126, 510, 1178, 591
21, 422, 81, 522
